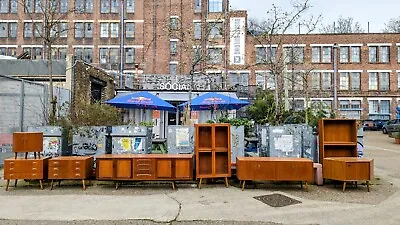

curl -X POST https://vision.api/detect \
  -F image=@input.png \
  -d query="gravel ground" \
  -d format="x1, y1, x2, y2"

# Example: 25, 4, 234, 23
0, 169, 396, 205
0, 220, 300, 225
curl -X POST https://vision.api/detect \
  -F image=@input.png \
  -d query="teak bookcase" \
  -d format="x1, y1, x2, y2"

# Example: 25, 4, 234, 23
318, 119, 358, 164
195, 124, 231, 188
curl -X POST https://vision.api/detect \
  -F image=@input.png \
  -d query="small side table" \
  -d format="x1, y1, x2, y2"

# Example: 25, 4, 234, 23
48, 156, 94, 190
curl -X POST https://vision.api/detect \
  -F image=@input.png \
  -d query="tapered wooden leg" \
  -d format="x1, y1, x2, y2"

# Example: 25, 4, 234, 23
342, 182, 346, 192
58, 180, 61, 187
115, 182, 119, 190
171, 181, 175, 190
198, 178, 202, 189
300, 181, 303, 189
39, 180, 43, 190
355, 181, 358, 188
366, 181, 370, 192
305, 182, 308, 192
14, 153, 17, 159
50, 180, 54, 190
82, 180, 86, 191
225, 177, 229, 188
34, 152, 36, 159
14, 179, 18, 187
241, 180, 245, 191
24, 152, 28, 159
5, 180, 10, 191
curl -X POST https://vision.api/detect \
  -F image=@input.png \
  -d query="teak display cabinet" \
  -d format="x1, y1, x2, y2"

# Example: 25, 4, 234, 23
318, 119, 358, 164
195, 124, 231, 188
96, 154, 194, 189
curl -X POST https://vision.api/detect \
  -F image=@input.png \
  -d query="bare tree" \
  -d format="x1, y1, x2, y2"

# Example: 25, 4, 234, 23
249, 0, 321, 120
320, 16, 364, 33
383, 17, 400, 33
20, 0, 77, 124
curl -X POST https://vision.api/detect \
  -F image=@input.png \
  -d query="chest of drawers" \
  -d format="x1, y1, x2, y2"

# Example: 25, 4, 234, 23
48, 156, 94, 190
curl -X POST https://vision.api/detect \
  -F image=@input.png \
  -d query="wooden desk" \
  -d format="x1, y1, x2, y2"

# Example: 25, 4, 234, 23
323, 157, 374, 192
236, 157, 314, 191
96, 154, 193, 189
48, 156, 94, 190
4, 157, 50, 191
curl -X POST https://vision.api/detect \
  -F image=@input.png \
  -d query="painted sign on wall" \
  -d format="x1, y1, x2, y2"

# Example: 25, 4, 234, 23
230, 17, 246, 65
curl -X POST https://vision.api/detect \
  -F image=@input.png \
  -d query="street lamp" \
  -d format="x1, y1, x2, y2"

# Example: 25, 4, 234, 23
333, 43, 338, 116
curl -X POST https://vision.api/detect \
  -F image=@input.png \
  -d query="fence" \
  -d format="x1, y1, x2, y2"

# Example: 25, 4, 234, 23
0, 75, 70, 153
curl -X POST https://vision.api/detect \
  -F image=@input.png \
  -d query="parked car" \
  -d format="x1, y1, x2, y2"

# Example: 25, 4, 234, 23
363, 119, 388, 131
382, 119, 400, 134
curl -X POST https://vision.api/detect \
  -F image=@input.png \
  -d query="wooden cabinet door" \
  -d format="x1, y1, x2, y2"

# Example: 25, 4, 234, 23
275, 161, 296, 181
346, 162, 370, 181
156, 159, 172, 179
293, 162, 313, 181
116, 159, 132, 179
175, 159, 192, 179
254, 161, 275, 180
97, 159, 114, 179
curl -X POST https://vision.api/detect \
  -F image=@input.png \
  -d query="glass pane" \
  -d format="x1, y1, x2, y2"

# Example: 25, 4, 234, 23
126, 0, 134, 13
380, 46, 390, 63
322, 72, 331, 90
126, 22, 134, 38
369, 72, 378, 90
379, 72, 389, 91
311, 73, 320, 90
322, 47, 331, 63
339, 47, 348, 63
369, 47, 377, 63
101, 0, 109, 13
339, 72, 349, 90
350, 72, 360, 90
351, 46, 360, 63
256, 47, 266, 64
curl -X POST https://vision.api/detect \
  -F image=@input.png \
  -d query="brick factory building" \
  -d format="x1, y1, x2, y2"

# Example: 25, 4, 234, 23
0, 0, 399, 120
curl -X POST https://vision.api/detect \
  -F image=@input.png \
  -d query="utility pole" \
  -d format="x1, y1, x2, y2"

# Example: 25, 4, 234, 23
333, 43, 338, 117
119, 0, 125, 88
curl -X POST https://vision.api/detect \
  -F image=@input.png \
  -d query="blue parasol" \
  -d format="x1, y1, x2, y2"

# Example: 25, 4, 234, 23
105, 91, 176, 111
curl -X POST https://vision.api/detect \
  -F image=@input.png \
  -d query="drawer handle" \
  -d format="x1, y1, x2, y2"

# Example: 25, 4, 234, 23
32, 168, 37, 171
75, 174, 81, 177
53, 168, 58, 171
32, 173, 37, 177
53, 174, 58, 177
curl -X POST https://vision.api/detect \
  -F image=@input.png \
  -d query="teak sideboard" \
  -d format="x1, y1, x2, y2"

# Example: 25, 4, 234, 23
236, 157, 314, 191
96, 154, 193, 189
4, 157, 50, 191
323, 157, 374, 192
48, 156, 94, 190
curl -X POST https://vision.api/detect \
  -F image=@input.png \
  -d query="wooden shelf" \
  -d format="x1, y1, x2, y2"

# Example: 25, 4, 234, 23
215, 147, 228, 152
198, 147, 212, 152
323, 142, 357, 146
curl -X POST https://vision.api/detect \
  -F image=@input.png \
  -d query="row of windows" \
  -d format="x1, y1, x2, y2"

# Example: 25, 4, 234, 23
0, 0, 135, 14
289, 99, 391, 120
255, 71, 400, 91
0, 22, 135, 39
1, 0, 223, 14
256, 45, 399, 64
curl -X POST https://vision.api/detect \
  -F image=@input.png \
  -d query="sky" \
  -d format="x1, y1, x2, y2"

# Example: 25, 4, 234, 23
229, 0, 399, 33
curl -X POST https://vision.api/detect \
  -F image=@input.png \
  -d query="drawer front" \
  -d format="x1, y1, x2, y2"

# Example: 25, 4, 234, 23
5, 172, 43, 180
134, 159, 155, 179
5, 160, 43, 173
49, 160, 69, 168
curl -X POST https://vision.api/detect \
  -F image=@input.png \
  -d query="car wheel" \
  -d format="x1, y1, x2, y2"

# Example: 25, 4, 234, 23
382, 128, 387, 134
